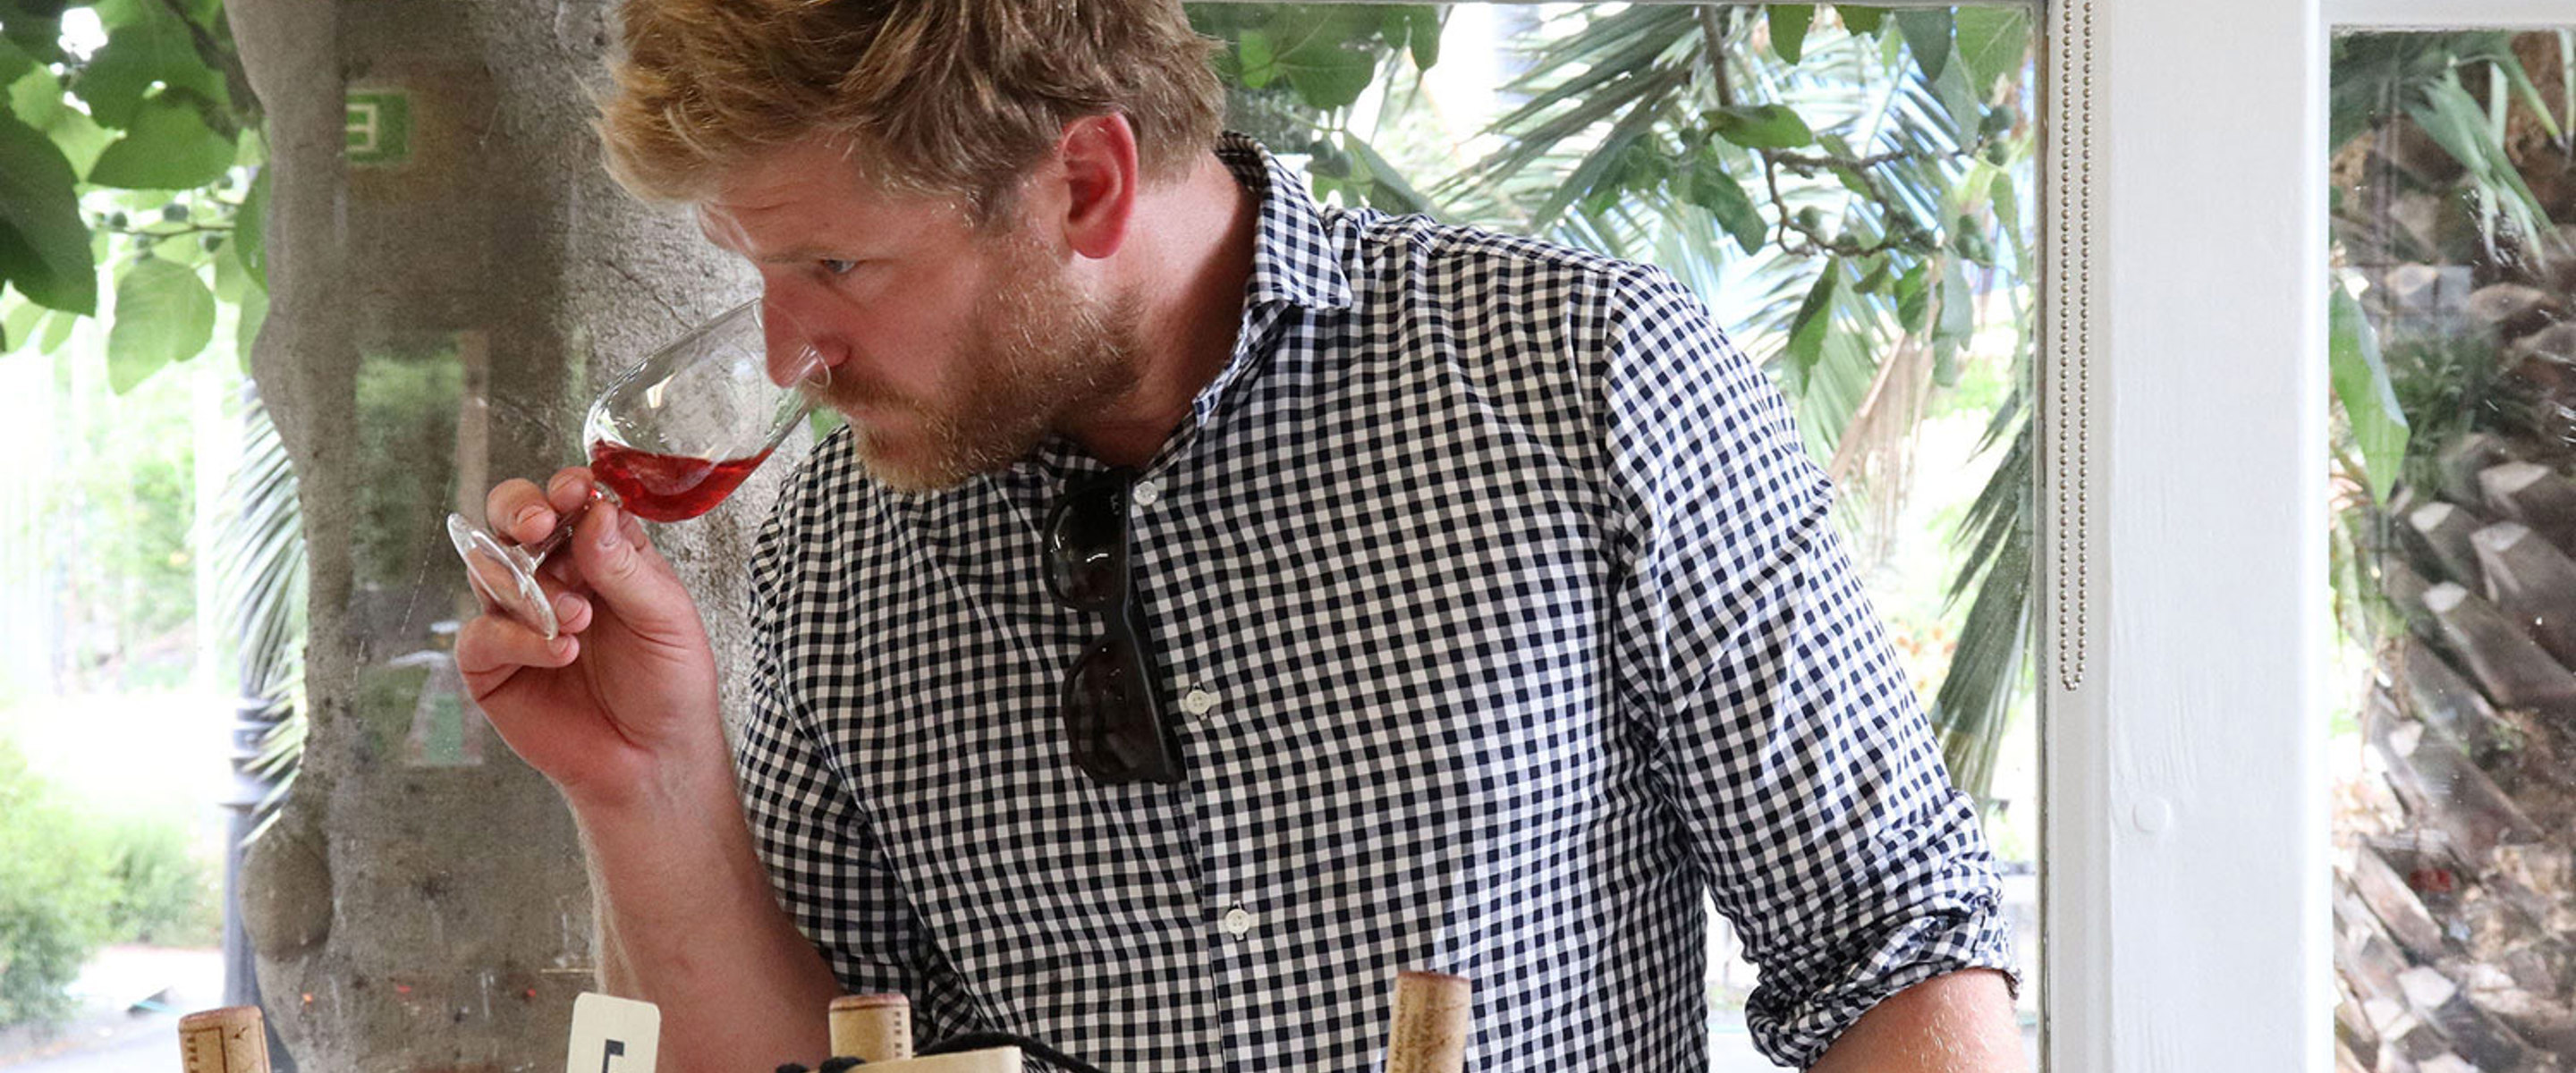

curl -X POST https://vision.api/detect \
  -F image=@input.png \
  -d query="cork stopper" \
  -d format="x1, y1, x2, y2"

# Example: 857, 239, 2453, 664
828, 993, 913, 1062
178, 1006, 270, 1073
1386, 971, 1471, 1073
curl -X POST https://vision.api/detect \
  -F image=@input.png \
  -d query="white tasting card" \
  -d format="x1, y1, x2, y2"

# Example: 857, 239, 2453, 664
566, 993, 661, 1073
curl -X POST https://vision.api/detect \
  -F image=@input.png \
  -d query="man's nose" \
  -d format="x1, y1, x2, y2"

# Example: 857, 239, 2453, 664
759, 296, 848, 386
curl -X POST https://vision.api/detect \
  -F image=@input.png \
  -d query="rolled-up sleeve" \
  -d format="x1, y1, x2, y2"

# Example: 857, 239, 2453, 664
1601, 266, 2019, 1067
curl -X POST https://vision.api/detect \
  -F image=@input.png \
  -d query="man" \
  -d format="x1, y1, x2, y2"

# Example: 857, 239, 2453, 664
458, 1, 2024, 1069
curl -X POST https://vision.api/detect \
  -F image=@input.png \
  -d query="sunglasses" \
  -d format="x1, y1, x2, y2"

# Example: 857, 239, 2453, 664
1042, 468, 1184, 786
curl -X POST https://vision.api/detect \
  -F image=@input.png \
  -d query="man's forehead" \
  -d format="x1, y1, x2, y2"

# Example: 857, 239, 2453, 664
693, 142, 962, 258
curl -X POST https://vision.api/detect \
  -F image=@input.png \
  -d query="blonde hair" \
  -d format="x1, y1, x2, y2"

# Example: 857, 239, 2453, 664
596, 0, 1226, 223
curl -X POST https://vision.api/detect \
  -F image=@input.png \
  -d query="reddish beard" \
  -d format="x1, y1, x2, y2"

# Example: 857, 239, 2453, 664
835, 232, 1140, 494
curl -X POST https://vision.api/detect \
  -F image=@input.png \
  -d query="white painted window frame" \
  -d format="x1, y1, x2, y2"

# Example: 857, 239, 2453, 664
2063, 3, 2566, 1072
2038, 0, 2323, 1069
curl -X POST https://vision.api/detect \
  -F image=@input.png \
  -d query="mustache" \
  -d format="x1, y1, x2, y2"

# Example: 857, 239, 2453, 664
803, 366, 917, 415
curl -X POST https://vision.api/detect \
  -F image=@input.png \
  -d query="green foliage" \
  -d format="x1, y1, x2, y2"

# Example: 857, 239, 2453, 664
106, 253, 213, 391
0, 108, 96, 315
1768, 5, 1816, 65
216, 392, 305, 834
1188, 4, 1444, 214
2327, 285, 2408, 504
2, 0, 265, 396
0, 738, 112, 1030
98, 815, 217, 946
0, 738, 220, 1029
353, 347, 464, 587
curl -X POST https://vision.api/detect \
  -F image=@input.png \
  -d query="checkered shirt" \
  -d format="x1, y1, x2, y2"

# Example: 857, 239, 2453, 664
735, 135, 2016, 1071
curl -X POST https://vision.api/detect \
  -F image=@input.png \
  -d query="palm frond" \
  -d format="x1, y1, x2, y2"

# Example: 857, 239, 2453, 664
213, 385, 306, 839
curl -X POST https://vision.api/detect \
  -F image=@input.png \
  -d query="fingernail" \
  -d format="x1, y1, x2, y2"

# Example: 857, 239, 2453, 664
552, 593, 580, 621
549, 635, 573, 656
596, 507, 621, 549
513, 505, 546, 530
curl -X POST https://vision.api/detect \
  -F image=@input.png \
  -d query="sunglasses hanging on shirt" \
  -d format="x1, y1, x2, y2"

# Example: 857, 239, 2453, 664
1042, 467, 1185, 786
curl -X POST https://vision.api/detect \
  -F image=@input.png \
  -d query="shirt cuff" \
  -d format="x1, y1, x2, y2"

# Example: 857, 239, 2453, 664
1744, 900, 2022, 1068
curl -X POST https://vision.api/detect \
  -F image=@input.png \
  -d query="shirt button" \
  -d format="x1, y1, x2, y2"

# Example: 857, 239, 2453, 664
1222, 906, 1254, 937
1182, 689, 1217, 717
1131, 479, 1162, 508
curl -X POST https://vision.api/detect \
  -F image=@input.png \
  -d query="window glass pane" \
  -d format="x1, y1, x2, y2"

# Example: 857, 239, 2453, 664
2328, 26, 2576, 1073
1183, 4, 2040, 1064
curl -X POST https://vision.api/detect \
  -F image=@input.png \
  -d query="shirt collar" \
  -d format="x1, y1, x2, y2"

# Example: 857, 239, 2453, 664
1217, 132, 1354, 314
979, 135, 1348, 491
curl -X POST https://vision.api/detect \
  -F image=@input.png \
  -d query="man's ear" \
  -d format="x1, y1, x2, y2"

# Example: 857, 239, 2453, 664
1054, 113, 1140, 260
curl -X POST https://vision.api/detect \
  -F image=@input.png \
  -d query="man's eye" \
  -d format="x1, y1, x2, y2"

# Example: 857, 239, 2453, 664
819, 258, 859, 276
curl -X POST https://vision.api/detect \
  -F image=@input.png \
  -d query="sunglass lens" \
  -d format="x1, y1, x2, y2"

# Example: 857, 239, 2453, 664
1046, 482, 1127, 607
1063, 637, 1175, 784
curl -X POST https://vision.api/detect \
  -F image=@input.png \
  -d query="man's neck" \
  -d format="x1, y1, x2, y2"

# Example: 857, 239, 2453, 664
1063, 153, 1258, 469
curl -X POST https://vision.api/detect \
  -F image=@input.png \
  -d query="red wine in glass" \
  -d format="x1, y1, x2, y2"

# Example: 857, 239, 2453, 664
447, 299, 826, 638
588, 442, 776, 523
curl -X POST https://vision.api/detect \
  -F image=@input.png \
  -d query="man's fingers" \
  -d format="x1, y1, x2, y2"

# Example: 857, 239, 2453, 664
485, 477, 553, 546
456, 612, 580, 696
547, 468, 596, 514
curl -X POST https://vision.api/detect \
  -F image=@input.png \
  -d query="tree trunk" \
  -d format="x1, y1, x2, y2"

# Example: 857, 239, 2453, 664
221, 0, 779, 1066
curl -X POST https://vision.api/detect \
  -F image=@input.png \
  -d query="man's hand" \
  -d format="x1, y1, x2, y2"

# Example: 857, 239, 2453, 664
1809, 968, 2026, 1073
455, 468, 726, 811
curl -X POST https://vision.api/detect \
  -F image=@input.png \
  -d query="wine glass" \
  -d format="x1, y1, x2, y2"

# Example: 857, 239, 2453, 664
446, 299, 826, 638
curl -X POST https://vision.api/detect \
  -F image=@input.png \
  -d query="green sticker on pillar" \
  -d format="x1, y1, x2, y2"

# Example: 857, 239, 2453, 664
346, 90, 411, 166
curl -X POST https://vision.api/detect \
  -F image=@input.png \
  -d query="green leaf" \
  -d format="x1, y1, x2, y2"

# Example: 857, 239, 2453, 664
106, 255, 216, 393
1271, 21, 1377, 111
87, 97, 236, 190
1784, 265, 1839, 374
2329, 285, 2409, 503
1404, 6, 1440, 70
0, 35, 32, 86
1682, 158, 1767, 255
1342, 132, 1439, 216
1237, 29, 1276, 89
1953, 8, 2029, 97
1895, 10, 1953, 85
1895, 260, 1931, 334
1937, 254, 1976, 341
70, 13, 230, 131
233, 278, 267, 372
1838, 5, 1887, 35
1709, 104, 1816, 149
1855, 256, 1893, 295
235, 167, 268, 288
211, 233, 247, 302
0, 110, 97, 315
2, 291, 43, 352
37, 304, 78, 352
1769, 5, 1815, 64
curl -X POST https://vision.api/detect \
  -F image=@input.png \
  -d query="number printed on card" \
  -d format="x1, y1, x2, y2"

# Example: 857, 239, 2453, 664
565, 993, 660, 1073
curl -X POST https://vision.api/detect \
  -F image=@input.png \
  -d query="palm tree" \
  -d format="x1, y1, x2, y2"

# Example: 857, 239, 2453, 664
2325, 28, 2576, 1073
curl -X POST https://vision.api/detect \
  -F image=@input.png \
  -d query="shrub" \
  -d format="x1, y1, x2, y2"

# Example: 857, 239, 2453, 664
100, 816, 220, 948
0, 740, 113, 1030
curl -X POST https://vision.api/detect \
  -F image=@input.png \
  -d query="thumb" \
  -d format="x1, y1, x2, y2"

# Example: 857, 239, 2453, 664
569, 500, 690, 629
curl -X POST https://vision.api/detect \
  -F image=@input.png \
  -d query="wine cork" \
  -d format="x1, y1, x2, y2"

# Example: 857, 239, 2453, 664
178, 1006, 270, 1073
1386, 970, 1471, 1073
828, 993, 913, 1062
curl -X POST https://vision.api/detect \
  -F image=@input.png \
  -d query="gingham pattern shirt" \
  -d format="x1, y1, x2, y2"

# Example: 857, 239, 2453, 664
737, 136, 2015, 1071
